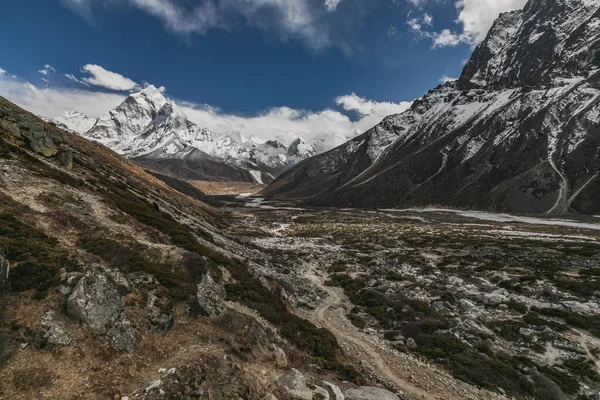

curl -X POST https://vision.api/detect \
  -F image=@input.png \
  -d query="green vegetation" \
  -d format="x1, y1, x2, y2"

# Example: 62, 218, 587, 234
78, 236, 196, 301
99, 181, 343, 366
0, 213, 75, 297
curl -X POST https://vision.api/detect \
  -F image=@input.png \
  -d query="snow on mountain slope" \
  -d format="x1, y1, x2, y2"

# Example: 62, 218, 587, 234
50, 111, 96, 134
265, 0, 600, 214
55, 86, 315, 184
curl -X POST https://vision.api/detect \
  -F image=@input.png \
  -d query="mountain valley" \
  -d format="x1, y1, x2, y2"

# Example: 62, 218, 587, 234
2, 0, 600, 399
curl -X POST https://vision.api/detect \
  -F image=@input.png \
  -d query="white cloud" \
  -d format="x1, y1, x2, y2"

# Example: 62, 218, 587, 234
439, 75, 457, 84
65, 73, 89, 86
456, 0, 528, 45
81, 64, 139, 91
180, 92, 412, 150
407, 0, 527, 48
60, 0, 349, 52
0, 68, 6, 76
324, 0, 343, 11
407, 13, 433, 34
0, 71, 411, 152
335, 93, 411, 117
407, 0, 428, 8
1, 59, 412, 152
38, 64, 56, 76
432, 29, 464, 47
0, 75, 126, 118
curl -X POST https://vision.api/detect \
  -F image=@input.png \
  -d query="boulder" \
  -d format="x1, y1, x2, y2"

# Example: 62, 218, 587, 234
36, 310, 71, 349
312, 386, 330, 400
107, 314, 136, 352
146, 287, 175, 332
66, 267, 122, 334
321, 381, 345, 400
0, 255, 8, 294
196, 274, 227, 317
448, 276, 464, 286
250, 321, 288, 368
58, 147, 73, 170
275, 369, 313, 400
23, 128, 59, 157
482, 291, 509, 307
344, 387, 400, 400
430, 301, 447, 312
406, 338, 417, 349
458, 299, 475, 311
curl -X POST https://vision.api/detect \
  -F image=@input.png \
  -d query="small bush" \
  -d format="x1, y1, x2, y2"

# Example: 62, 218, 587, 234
347, 314, 366, 329
0, 213, 74, 297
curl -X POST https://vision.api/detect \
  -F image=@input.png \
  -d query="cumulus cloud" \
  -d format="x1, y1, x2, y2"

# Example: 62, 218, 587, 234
335, 93, 411, 117
60, 0, 348, 52
0, 75, 126, 118
180, 92, 412, 150
0, 71, 412, 152
408, 0, 528, 48
81, 64, 139, 91
38, 64, 56, 76
0, 67, 6, 76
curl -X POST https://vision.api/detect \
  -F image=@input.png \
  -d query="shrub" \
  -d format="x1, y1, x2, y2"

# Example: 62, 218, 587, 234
347, 314, 366, 329
0, 213, 74, 297
78, 236, 195, 301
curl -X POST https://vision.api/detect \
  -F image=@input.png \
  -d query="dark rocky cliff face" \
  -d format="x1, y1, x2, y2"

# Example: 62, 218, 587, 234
265, 0, 600, 214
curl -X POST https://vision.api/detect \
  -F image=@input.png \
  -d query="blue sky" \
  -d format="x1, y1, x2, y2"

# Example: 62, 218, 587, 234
0, 0, 527, 146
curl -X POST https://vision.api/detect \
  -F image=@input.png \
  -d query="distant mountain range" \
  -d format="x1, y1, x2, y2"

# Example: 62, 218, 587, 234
50, 86, 317, 184
265, 0, 600, 214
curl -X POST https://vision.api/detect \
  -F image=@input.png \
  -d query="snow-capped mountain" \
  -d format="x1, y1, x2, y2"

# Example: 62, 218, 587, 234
50, 111, 96, 134
287, 138, 316, 163
265, 0, 600, 214
51, 85, 317, 184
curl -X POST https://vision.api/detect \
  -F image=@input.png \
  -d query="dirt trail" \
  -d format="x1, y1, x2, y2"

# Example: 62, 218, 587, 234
301, 267, 508, 400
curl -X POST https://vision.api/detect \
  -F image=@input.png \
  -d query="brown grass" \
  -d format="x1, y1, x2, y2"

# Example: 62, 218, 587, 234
188, 180, 264, 195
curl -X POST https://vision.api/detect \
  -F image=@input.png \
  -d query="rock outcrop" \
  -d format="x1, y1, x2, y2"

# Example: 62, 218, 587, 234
195, 273, 227, 317
66, 266, 136, 351
36, 310, 71, 349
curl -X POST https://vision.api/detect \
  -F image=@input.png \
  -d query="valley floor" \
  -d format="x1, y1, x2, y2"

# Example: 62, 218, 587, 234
215, 197, 600, 400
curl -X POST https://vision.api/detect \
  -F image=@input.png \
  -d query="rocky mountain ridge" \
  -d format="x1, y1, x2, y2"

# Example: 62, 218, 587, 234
265, 0, 600, 214
51, 86, 317, 184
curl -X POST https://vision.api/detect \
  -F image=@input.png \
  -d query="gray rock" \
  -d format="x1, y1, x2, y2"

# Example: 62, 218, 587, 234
482, 292, 509, 307
430, 301, 447, 312
321, 381, 345, 400
519, 328, 536, 341
57, 285, 72, 296
0, 255, 8, 294
406, 338, 417, 349
344, 387, 400, 400
66, 271, 84, 286
107, 314, 136, 352
553, 339, 587, 355
37, 310, 71, 349
101, 265, 132, 295
145, 379, 162, 393
459, 299, 476, 311
312, 386, 330, 400
146, 288, 175, 332
196, 274, 227, 317
275, 368, 313, 400
251, 321, 288, 368
66, 268, 122, 334
448, 276, 464, 286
